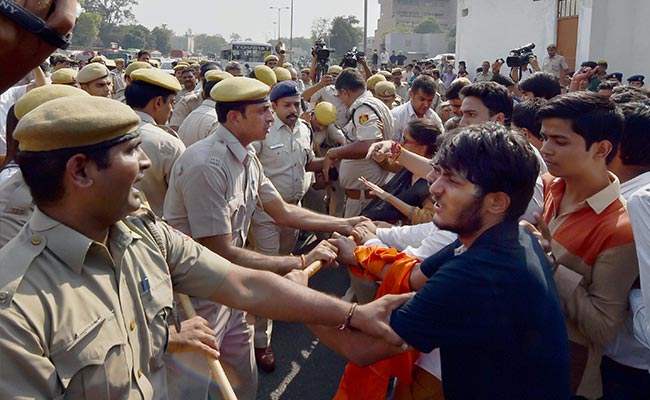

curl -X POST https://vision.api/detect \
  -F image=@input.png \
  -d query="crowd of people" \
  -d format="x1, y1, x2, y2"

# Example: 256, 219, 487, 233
2, 2, 650, 399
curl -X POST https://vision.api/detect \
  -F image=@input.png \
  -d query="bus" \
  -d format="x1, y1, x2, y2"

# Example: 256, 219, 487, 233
220, 41, 273, 67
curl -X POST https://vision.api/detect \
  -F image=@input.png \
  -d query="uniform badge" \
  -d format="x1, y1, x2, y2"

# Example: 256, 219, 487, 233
358, 114, 369, 125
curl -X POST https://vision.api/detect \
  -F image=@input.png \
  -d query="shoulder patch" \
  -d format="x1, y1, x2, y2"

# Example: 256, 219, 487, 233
0, 232, 46, 309
358, 114, 369, 125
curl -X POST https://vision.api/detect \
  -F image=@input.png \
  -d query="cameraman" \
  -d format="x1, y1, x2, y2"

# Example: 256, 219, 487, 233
509, 54, 540, 87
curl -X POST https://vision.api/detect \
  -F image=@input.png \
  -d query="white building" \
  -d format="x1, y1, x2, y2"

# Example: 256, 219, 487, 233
455, 0, 649, 80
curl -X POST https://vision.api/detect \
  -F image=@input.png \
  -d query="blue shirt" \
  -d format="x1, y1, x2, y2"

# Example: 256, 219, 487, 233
390, 222, 570, 399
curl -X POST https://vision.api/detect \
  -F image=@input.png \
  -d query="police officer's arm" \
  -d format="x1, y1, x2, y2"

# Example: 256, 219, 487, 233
197, 233, 335, 275
303, 75, 333, 102
263, 196, 367, 236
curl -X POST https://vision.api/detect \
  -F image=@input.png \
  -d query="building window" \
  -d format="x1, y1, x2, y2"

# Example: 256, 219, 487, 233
461, 8, 469, 17
558, 0, 578, 17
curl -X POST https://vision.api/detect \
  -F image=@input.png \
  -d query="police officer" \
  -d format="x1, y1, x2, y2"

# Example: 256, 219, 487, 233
163, 77, 366, 399
125, 68, 186, 216
77, 62, 112, 97
0, 95, 409, 399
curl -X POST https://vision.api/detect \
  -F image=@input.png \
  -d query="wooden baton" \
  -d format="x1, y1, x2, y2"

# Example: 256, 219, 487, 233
176, 293, 238, 400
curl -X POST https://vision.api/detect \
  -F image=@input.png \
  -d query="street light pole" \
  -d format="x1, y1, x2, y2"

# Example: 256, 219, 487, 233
269, 6, 290, 42
290, 0, 294, 53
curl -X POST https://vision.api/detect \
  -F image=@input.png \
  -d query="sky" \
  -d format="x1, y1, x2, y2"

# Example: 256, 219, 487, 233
132, 0, 380, 42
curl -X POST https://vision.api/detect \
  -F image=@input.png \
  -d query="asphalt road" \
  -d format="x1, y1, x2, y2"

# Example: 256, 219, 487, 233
256, 265, 351, 400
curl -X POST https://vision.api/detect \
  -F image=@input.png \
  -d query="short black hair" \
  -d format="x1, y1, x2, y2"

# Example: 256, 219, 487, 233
518, 72, 561, 100
203, 80, 219, 98
433, 122, 539, 221
460, 81, 513, 123
491, 74, 515, 88
537, 91, 624, 163
136, 50, 150, 59
125, 80, 176, 109
17, 145, 113, 205
411, 75, 437, 96
618, 102, 650, 166
405, 118, 442, 158
598, 81, 616, 91
512, 98, 547, 140
215, 102, 249, 123
446, 78, 471, 100
334, 69, 366, 92
200, 62, 219, 79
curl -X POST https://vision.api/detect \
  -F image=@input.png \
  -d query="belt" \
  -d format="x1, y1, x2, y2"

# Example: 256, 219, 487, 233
345, 189, 375, 200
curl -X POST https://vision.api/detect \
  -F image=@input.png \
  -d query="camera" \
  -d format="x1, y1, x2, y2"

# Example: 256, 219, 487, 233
341, 47, 364, 68
312, 38, 330, 64
506, 43, 535, 68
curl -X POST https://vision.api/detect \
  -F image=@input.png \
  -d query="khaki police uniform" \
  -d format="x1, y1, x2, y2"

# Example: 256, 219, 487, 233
110, 69, 127, 99
134, 111, 186, 216
163, 124, 281, 400
338, 91, 394, 217
394, 80, 409, 100
0, 207, 232, 399
177, 98, 219, 147
0, 171, 32, 248
169, 91, 203, 128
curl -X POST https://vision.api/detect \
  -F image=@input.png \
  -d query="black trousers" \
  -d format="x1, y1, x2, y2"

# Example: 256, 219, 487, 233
600, 355, 650, 400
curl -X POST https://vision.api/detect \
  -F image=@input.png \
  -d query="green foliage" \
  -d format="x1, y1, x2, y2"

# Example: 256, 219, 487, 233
73, 12, 102, 47
329, 16, 362, 56
230, 33, 242, 42
121, 24, 154, 50
414, 17, 443, 34
152, 25, 174, 54
311, 18, 331, 42
194, 34, 227, 55
82, 0, 138, 26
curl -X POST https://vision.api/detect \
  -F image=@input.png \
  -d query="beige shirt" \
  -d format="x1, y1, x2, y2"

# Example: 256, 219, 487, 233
338, 91, 394, 190
177, 99, 219, 147
394, 81, 410, 101
169, 91, 203, 128
252, 117, 314, 203
0, 171, 33, 248
134, 111, 186, 217
0, 208, 231, 399
542, 54, 569, 78
163, 124, 280, 245
110, 70, 126, 99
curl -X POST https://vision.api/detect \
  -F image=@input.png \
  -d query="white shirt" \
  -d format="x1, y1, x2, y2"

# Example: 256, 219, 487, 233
390, 100, 443, 142
0, 85, 28, 155
610, 173, 650, 370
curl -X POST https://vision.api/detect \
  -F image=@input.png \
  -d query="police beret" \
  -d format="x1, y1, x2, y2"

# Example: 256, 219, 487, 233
124, 61, 152, 77
50, 68, 78, 85
282, 63, 293, 68
374, 81, 396, 97
378, 70, 392, 78
597, 60, 608, 66
628, 75, 645, 83
270, 80, 300, 102
210, 77, 270, 103
173, 63, 190, 71
14, 85, 90, 120
205, 70, 233, 83
77, 63, 109, 84
114, 58, 125, 63
391, 68, 403, 74
366, 74, 387, 90
314, 102, 337, 126
327, 65, 343, 75
14, 96, 141, 152
300, 68, 310, 74
274, 67, 291, 82
90, 55, 107, 64
190, 62, 200, 68
130, 69, 182, 93
606, 72, 623, 81
253, 65, 277, 87
264, 55, 279, 63
105, 59, 116, 68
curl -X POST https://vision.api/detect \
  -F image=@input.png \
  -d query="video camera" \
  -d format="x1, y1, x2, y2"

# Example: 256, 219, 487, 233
312, 38, 330, 65
341, 47, 365, 68
506, 43, 535, 68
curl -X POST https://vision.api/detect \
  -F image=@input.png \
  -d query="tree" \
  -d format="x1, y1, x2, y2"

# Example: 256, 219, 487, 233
152, 25, 174, 54
194, 34, 227, 55
73, 12, 102, 47
414, 17, 443, 34
121, 24, 154, 50
329, 16, 362, 56
82, 0, 138, 26
230, 33, 242, 42
311, 18, 331, 42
